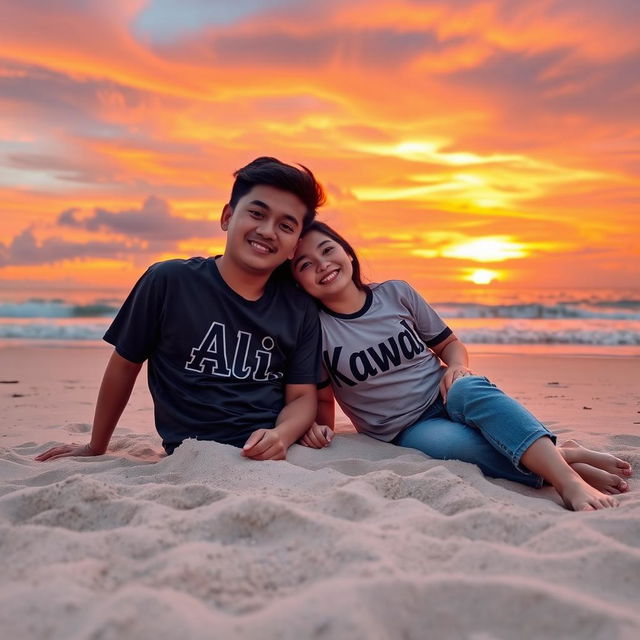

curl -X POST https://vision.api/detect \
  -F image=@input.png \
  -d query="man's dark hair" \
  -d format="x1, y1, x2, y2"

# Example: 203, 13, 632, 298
229, 156, 326, 227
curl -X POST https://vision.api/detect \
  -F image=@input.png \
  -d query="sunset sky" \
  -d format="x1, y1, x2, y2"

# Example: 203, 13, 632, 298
1, 0, 638, 297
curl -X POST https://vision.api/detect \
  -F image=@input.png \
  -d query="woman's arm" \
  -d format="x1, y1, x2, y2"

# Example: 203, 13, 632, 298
316, 383, 335, 429
431, 334, 474, 402
299, 384, 335, 448
242, 383, 317, 460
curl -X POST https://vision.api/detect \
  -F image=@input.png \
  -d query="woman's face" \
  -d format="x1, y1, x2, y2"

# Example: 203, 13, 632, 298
292, 230, 354, 300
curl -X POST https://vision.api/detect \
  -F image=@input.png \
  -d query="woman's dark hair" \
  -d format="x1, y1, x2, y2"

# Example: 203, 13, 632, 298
300, 221, 366, 290
229, 156, 326, 228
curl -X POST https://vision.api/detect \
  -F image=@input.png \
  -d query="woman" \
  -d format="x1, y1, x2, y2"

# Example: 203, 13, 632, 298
292, 221, 632, 511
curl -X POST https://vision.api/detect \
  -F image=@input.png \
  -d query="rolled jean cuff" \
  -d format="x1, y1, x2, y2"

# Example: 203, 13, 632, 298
511, 429, 557, 485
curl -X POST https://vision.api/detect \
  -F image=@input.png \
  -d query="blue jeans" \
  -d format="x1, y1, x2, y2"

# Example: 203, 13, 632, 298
392, 375, 555, 488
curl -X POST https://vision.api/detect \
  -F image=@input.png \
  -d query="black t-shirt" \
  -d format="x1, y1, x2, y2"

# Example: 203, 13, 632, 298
104, 257, 321, 450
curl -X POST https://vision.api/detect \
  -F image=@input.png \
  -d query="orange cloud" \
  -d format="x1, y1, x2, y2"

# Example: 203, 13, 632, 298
0, 0, 637, 295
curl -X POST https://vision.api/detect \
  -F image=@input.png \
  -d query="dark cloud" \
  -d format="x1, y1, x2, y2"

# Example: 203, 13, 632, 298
0, 63, 203, 190
447, 47, 571, 97
58, 208, 81, 225
7, 153, 106, 184
0, 62, 138, 137
543, 54, 640, 121
0, 228, 138, 267
210, 28, 443, 68
0, 197, 219, 267
545, 0, 640, 27
445, 46, 640, 126
58, 196, 218, 242
5, 141, 226, 196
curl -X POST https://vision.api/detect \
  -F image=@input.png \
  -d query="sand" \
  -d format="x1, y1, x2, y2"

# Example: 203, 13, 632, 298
1, 344, 639, 639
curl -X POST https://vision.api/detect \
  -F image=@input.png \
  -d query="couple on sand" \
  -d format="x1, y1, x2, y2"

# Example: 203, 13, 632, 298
37, 157, 632, 511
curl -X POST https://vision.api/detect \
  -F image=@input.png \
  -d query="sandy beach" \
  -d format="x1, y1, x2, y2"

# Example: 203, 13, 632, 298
1, 344, 639, 639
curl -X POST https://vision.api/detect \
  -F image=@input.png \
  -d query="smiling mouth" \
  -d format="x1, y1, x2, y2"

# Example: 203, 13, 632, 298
319, 270, 339, 285
248, 240, 275, 254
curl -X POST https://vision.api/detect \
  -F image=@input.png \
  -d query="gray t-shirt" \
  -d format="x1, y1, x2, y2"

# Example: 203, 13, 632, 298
319, 280, 452, 441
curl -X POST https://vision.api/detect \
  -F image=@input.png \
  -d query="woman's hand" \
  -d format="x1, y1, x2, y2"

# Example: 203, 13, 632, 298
439, 365, 475, 403
298, 423, 334, 448
35, 443, 101, 462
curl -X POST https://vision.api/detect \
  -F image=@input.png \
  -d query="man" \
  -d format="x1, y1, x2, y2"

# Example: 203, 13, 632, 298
37, 157, 325, 462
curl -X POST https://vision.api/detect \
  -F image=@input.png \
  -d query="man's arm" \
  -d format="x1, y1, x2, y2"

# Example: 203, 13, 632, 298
242, 383, 317, 461
431, 334, 474, 403
35, 350, 142, 461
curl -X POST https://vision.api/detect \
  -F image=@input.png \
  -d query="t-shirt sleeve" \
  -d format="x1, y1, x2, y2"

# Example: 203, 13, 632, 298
402, 282, 452, 348
103, 264, 165, 363
317, 364, 331, 389
284, 299, 322, 385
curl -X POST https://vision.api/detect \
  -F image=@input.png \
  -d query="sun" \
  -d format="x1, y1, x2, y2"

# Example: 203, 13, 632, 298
468, 269, 498, 285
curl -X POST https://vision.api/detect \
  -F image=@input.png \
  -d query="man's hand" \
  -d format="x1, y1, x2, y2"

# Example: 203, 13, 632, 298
439, 365, 475, 403
242, 429, 287, 461
34, 350, 142, 463
35, 443, 101, 462
299, 423, 334, 448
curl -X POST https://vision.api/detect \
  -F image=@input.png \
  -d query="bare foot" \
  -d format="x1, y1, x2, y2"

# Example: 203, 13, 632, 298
570, 462, 629, 494
558, 476, 619, 511
559, 440, 632, 478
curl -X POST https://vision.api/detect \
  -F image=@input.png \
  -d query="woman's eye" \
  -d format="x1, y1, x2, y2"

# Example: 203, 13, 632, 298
299, 261, 311, 271
322, 246, 334, 255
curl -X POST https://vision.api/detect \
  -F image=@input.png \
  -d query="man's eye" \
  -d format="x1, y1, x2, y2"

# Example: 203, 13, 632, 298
249, 210, 263, 218
280, 223, 295, 232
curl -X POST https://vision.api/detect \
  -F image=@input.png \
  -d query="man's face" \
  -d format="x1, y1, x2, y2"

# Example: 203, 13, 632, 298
221, 185, 307, 274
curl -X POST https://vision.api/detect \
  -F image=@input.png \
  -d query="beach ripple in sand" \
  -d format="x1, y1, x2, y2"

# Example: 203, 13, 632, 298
1, 436, 639, 640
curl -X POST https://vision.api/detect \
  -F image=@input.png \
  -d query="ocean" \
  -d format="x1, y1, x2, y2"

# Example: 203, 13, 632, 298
1, 286, 639, 353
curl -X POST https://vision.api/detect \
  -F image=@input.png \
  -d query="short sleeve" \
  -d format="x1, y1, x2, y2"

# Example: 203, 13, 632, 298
402, 282, 452, 348
283, 299, 322, 385
103, 264, 166, 363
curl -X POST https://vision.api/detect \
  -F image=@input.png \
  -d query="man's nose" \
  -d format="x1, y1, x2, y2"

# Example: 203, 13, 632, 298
256, 220, 276, 238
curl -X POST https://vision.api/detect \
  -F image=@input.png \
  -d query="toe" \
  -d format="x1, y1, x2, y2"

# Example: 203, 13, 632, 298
605, 477, 628, 494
